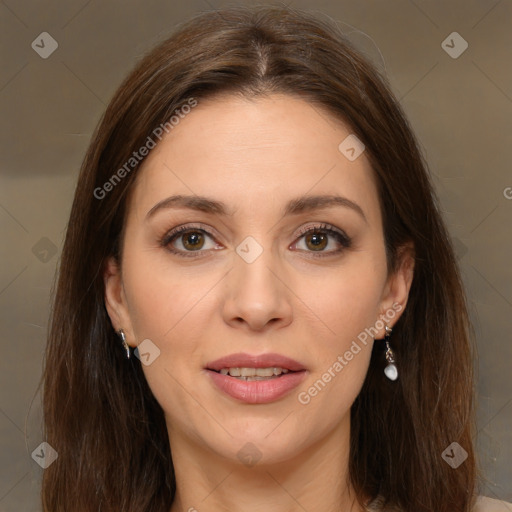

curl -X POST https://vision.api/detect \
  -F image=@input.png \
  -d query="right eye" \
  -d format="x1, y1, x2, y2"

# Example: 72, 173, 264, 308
161, 224, 224, 257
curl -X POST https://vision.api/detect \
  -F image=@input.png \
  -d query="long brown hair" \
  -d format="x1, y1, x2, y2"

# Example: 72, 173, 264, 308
41, 5, 477, 511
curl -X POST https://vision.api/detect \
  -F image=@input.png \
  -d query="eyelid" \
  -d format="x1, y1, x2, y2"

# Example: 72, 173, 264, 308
294, 222, 346, 239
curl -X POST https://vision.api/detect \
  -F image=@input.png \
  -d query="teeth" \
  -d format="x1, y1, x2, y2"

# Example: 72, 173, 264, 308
218, 367, 290, 377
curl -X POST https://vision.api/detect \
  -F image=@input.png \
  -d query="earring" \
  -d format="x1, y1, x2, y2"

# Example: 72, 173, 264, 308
383, 325, 398, 381
117, 329, 130, 359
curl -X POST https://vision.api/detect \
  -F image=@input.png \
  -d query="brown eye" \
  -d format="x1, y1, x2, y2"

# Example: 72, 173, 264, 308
305, 232, 328, 251
181, 231, 205, 250
161, 225, 221, 257
292, 224, 352, 257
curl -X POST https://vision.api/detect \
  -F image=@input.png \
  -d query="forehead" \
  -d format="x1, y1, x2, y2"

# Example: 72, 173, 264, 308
128, 93, 381, 225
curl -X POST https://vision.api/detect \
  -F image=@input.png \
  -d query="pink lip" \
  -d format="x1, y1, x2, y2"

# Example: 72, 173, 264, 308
205, 352, 306, 372
205, 352, 308, 404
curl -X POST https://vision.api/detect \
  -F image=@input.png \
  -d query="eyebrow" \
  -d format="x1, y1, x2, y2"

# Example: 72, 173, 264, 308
146, 194, 367, 223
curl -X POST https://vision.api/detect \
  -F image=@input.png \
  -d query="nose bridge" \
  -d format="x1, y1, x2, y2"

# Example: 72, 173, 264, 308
222, 234, 293, 330
233, 236, 281, 301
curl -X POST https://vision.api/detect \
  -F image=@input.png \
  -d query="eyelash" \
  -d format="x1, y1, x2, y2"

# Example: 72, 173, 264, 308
160, 222, 352, 259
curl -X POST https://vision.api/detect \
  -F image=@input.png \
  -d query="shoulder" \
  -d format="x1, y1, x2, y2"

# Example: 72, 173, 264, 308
365, 495, 512, 511
473, 496, 512, 512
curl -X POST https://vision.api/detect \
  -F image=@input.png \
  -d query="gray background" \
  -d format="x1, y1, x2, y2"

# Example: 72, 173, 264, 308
0, 0, 511, 510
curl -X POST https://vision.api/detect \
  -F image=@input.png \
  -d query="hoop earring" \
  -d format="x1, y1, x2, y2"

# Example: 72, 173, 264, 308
117, 329, 130, 359
383, 325, 398, 381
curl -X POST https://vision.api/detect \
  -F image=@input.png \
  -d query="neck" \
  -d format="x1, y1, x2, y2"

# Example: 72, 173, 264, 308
168, 413, 367, 512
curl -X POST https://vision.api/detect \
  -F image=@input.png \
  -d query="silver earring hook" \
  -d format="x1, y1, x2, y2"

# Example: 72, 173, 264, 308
117, 329, 130, 359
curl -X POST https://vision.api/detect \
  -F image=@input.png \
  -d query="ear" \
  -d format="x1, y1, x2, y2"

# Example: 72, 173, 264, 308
376, 242, 415, 337
103, 256, 135, 348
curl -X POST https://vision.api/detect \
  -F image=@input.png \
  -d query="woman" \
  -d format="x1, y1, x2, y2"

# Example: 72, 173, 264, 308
41, 5, 509, 512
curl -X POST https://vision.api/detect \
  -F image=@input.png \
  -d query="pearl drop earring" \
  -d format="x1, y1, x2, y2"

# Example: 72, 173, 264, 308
383, 325, 398, 381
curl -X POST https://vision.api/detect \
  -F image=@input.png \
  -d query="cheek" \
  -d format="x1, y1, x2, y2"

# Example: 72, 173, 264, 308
291, 258, 385, 413
121, 249, 223, 401
293, 281, 378, 426
122, 245, 212, 341
121, 259, 213, 423
300, 262, 385, 349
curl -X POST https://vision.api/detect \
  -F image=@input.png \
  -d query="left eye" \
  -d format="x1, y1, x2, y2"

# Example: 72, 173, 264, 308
292, 225, 351, 254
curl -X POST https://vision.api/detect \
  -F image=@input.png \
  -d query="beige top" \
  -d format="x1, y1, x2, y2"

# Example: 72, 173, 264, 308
365, 495, 512, 511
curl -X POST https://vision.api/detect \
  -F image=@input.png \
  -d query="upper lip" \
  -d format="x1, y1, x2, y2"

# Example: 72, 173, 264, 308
206, 352, 306, 372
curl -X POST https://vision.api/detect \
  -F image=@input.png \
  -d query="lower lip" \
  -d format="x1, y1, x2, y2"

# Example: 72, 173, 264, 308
206, 369, 307, 404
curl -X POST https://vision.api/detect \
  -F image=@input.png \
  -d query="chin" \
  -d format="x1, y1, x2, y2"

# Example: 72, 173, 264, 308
198, 423, 312, 467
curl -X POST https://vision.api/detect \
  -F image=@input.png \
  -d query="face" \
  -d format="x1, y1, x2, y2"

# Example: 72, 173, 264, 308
104, 93, 413, 466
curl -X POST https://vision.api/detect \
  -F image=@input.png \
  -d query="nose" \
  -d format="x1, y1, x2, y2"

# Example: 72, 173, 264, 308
221, 246, 293, 332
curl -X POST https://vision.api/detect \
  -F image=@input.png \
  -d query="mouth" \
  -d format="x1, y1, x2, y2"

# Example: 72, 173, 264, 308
205, 352, 307, 403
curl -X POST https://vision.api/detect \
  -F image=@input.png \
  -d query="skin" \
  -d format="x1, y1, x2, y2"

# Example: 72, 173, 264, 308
104, 93, 414, 512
